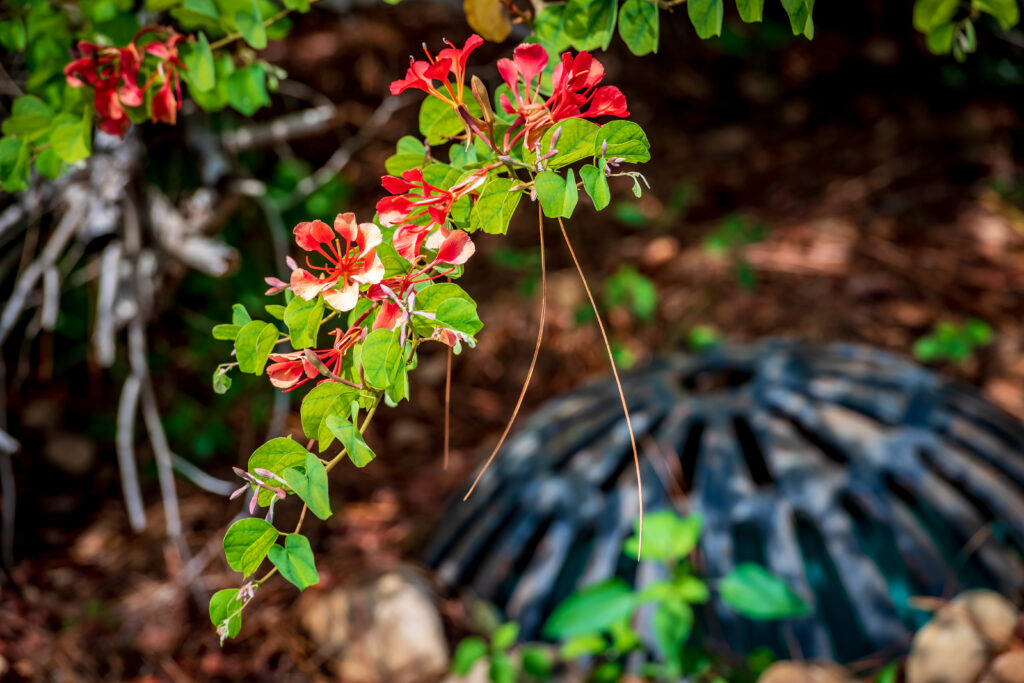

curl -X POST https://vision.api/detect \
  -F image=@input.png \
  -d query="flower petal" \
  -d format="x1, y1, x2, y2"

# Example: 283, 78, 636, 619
322, 281, 360, 312
435, 230, 475, 265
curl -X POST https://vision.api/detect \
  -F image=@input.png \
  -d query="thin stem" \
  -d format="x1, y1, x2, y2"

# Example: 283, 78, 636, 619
463, 203, 547, 500
556, 216, 643, 558
444, 346, 452, 469
209, 1, 321, 51
324, 396, 381, 473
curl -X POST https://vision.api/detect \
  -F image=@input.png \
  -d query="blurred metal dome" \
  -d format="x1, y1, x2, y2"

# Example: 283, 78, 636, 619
425, 340, 1024, 662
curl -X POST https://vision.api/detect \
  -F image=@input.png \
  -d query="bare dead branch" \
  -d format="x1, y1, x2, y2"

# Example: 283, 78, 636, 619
93, 242, 122, 367
0, 199, 84, 346
222, 104, 343, 154
116, 373, 147, 532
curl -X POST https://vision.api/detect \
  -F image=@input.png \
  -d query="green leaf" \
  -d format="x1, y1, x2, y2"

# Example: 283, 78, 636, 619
412, 283, 480, 336
973, 0, 1019, 29
300, 382, 361, 450
719, 563, 811, 619
560, 633, 608, 659
247, 437, 312, 504
419, 95, 481, 145
325, 412, 377, 467
283, 0, 311, 10
222, 518, 278, 576
543, 579, 636, 639
232, 303, 252, 326
234, 320, 278, 375
622, 511, 702, 561
535, 5, 572, 53
875, 661, 899, 683
435, 298, 483, 337
34, 148, 62, 179
913, 0, 959, 32
212, 324, 241, 340
226, 64, 271, 116
385, 153, 426, 176
2, 95, 55, 142
0, 137, 30, 193
736, 0, 765, 22
535, 170, 578, 218
0, 19, 28, 52
268, 533, 320, 590
362, 329, 404, 391
781, 0, 815, 36
451, 636, 488, 675
470, 177, 521, 235
283, 451, 332, 520
595, 121, 651, 163
675, 574, 710, 603
541, 118, 600, 168
212, 367, 232, 394
565, 0, 618, 51
619, 0, 659, 56
186, 32, 216, 92
688, 0, 723, 38
581, 164, 611, 211
926, 22, 956, 53
489, 653, 515, 683
209, 588, 243, 639
184, 0, 219, 19
235, 1, 267, 49
492, 622, 520, 651
284, 295, 324, 349
265, 304, 286, 320
652, 600, 693, 673
521, 646, 554, 677
50, 111, 92, 165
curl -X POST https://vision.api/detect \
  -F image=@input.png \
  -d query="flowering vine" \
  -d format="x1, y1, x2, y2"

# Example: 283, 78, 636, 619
202, 32, 652, 642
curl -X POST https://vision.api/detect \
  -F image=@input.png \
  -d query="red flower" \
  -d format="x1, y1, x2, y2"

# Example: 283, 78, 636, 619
496, 45, 628, 150
378, 167, 489, 261
267, 327, 361, 391
289, 213, 385, 312
63, 28, 185, 139
389, 34, 483, 109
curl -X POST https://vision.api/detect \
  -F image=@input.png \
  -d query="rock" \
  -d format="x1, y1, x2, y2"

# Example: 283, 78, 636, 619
300, 567, 449, 683
906, 609, 990, 683
758, 661, 853, 683
979, 649, 1024, 683
947, 590, 1020, 651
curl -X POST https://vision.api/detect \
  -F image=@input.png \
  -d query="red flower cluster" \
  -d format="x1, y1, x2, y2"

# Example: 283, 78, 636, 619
64, 27, 185, 138
498, 44, 629, 149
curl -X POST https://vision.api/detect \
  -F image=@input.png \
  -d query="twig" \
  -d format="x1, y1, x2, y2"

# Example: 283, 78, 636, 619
0, 204, 83, 346
208, 0, 320, 51
116, 374, 147, 532
40, 266, 59, 331
464, 203, 547, 500
222, 104, 343, 154
170, 454, 236, 496
556, 216, 644, 556
93, 242, 122, 367
443, 347, 452, 469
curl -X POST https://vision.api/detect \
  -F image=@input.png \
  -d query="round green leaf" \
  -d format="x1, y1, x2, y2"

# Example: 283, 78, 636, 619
543, 578, 636, 639
619, 0, 659, 56
719, 563, 811, 620
362, 329, 404, 391
451, 636, 488, 675
223, 518, 278, 576
268, 533, 319, 590
581, 164, 611, 210
688, 0, 723, 39
234, 320, 277, 375
283, 451, 332, 520
209, 588, 243, 639
284, 294, 324, 349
